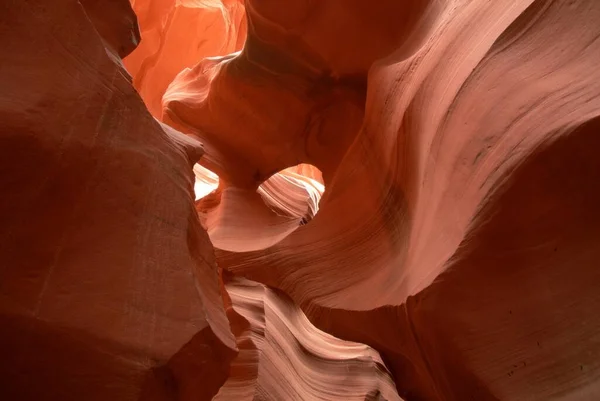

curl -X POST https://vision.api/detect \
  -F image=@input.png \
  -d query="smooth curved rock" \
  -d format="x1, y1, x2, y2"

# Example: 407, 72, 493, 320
0, 1, 235, 399
124, 0, 246, 118
197, 165, 323, 252
5, 0, 600, 400
212, 0, 600, 399
216, 273, 402, 401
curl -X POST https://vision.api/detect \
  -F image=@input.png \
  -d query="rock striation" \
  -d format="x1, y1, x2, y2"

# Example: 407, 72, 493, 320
2, 0, 600, 400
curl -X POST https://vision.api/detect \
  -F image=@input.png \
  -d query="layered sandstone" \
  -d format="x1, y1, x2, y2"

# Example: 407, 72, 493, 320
140, 0, 600, 399
3, 0, 600, 400
0, 0, 398, 400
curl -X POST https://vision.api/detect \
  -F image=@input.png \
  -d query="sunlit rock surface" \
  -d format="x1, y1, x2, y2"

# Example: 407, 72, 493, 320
3, 0, 600, 400
211, 1, 600, 399
216, 274, 402, 400
124, 0, 247, 118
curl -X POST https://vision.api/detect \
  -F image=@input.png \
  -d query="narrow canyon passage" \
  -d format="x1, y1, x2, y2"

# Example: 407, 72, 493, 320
2, 0, 600, 400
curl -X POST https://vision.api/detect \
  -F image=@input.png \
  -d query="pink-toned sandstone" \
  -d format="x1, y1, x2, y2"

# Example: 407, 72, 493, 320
2, 0, 600, 400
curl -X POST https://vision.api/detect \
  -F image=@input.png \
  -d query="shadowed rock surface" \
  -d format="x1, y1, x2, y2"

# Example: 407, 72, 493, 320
2, 0, 600, 400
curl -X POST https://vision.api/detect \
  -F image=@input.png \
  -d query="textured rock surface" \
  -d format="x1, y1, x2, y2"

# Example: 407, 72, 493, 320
147, 0, 600, 399
3, 0, 600, 400
216, 274, 401, 400
80, 0, 141, 58
209, 0, 600, 399
197, 166, 323, 252
0, 1, 236, 400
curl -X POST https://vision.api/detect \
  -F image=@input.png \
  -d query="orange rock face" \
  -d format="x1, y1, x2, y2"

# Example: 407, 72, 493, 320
3, 0, 600, 400
124, 0, 247, 118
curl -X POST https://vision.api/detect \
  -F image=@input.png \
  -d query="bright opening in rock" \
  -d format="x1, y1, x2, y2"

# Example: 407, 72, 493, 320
258, 164, 325, 223
194, 163, 324, 219
193, 163, 324, 253
6, 0, 600, 400
193, 164, 220, 200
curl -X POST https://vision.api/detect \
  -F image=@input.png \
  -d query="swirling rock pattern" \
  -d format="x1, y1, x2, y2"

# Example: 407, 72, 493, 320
3, 0, 600, 400
216, 274, 401, 400
212, 0, 600, 399
152, 0, 600, 399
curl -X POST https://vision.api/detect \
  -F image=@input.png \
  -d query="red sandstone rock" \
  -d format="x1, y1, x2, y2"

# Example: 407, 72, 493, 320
210, 0, 600, 399
217, 273, 401, 400
0, 1, 235, 400
124, 0, 246, 118
80, 0, 141, 58
4, 0, 600, 400
197, 166, 323, 253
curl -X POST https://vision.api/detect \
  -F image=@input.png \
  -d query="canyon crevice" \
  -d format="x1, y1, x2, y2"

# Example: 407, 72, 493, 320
2, 0, 600, 400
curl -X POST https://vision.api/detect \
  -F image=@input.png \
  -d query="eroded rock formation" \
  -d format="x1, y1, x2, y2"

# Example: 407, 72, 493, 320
2, 0, 600, 400
124, 0, 247, 118
216, 273, 401, 400
0, 1, 236, 399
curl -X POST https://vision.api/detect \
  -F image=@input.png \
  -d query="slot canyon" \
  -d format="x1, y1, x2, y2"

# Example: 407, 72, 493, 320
2, 0, 600, 399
